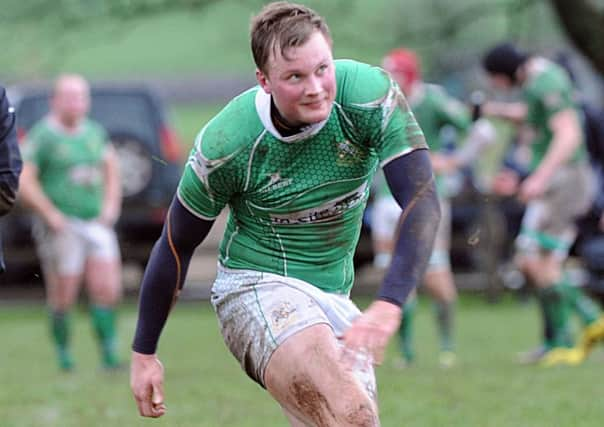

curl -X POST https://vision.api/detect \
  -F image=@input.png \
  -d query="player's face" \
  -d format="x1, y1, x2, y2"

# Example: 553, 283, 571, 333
257, 31, 336, 127
52, 76, 90, 127
488, 73, 513, 91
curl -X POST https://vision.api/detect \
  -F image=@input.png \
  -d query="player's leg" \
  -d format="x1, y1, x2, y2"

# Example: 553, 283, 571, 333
423, 198, 457, 367
516, 271, 555, 364
423, 268, 457, 367
35, 221, 85, 371
370, 195, 401, 269
536, 165, 604, 363
396, 290, 417, 367
211, 268, 379, 426
83, 222, 122, 369
265, 324, 378, 427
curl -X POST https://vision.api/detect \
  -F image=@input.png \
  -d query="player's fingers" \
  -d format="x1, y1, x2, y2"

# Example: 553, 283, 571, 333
151, 383, 166, 416
135, 389, 154, 417
152, 383, 164, 406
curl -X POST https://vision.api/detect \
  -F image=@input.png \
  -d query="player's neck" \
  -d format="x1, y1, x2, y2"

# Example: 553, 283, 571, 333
270, 98, 303, 137
49, 114, 83, 135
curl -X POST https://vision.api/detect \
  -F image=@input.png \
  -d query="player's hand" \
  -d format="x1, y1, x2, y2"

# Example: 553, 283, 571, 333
519, 172, 547, 202
98, 204, 120, 227
341, 300, 402, 365
46, 209, 66, 233
130, 351, 166, 418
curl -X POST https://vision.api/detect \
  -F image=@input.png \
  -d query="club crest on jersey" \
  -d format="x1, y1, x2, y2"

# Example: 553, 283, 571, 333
336, 139, 363, 165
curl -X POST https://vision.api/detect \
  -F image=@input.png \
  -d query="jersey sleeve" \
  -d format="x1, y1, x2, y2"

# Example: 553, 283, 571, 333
336, 61, 427, 167
431, 86, 471, 133
524, 73, 575, 126
177, 123, 245, 220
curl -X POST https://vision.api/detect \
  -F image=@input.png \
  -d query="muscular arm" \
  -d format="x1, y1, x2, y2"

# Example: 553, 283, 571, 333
377, 148, 441, 306
132, 197, 214, 354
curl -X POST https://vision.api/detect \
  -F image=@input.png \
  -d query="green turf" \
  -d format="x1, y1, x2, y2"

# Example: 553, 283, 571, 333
1, 295, 603, 427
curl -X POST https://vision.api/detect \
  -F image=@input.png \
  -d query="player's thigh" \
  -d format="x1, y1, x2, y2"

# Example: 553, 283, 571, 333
371, 196, 401, 242
265, 324, 378, 427
34, 221, 85, 308
423, 268, 456, 302
83, 222, 122, 303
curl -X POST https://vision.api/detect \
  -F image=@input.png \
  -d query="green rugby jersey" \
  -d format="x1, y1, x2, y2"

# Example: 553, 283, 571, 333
23, 118, 109, 219
523, 58, 586, 171
178, 59, 427, 294
409, 83, 470, 152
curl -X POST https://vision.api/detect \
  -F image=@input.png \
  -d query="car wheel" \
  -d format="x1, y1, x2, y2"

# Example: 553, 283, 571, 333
110, 133, 153, 198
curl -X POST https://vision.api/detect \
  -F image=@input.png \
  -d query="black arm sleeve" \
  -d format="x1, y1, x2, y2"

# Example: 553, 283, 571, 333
377, 149, 441, 306
0, 87, 22, 216
132, 197, 214, 354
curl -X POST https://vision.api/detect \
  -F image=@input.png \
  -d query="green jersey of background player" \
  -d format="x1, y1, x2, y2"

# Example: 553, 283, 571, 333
20, 74, 123, 372
23, 119, 108, 219
131, 2, 440, 425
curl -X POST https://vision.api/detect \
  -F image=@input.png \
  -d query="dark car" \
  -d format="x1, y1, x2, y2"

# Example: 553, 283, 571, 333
0, 84, 183, 284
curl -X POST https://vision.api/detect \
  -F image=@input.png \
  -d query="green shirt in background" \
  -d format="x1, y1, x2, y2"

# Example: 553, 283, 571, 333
375, 83, 471, 199
178, 59, 427, 294
23, 118, 109, 219
522, 58, 586, 171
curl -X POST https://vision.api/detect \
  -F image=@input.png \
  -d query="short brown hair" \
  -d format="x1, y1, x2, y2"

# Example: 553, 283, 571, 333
250, 1, 331, 74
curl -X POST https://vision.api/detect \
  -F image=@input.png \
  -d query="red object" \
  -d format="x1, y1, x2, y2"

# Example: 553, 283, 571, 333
159, 126, 182, 163
16, 127, 26, 143
382, 48, 421, 85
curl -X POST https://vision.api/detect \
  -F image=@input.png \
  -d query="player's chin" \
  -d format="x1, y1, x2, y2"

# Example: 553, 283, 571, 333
299, 105, 331, 124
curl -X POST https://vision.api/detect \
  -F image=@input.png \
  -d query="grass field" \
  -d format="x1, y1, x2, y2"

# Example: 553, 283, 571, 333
1, 295, 603, 427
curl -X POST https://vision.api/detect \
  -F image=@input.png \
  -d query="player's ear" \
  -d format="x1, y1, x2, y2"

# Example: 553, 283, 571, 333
256, 69, 271, 94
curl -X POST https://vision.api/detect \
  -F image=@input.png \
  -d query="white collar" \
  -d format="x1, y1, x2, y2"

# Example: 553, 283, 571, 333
254, 89, 329, 143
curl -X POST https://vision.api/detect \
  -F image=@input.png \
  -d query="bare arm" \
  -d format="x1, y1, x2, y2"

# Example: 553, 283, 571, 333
99, 145, 122, 226
534, 109, 582, 181
19, 162, 65, 231
482, 101, 528, 124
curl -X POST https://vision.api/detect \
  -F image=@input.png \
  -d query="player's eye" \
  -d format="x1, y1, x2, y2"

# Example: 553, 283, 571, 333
317, 64, 328, 75
288, 74, 301, 82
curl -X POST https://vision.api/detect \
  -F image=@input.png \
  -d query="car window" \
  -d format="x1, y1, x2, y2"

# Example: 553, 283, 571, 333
91, 93, 159, 148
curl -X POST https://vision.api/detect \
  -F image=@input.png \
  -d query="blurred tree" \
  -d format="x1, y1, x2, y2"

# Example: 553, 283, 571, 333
549, 0, 604, 75
392, 0, 604, 76
1, 0, 602, 78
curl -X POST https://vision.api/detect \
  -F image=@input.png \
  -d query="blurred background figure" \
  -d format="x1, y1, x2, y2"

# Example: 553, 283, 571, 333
0, 85, 23, 271
376, 48, 496, 368
19, 74, 123, 371
481, 42, 604, 366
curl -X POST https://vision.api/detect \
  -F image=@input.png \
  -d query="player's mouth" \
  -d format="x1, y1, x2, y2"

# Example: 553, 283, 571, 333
301, 98, 327, 109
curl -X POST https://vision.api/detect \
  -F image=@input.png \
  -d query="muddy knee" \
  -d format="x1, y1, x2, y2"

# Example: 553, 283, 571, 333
288, 374, 378, 427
